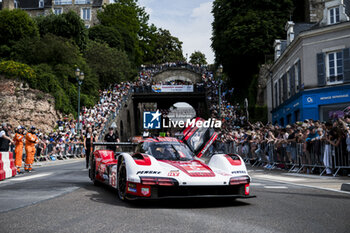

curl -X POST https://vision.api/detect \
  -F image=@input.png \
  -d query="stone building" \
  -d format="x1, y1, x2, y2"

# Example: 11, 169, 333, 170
0, 0, 109, 28
263, 0, 350, 124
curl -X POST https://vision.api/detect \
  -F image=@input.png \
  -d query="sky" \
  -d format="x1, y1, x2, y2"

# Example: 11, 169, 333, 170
113, 0, 215, 64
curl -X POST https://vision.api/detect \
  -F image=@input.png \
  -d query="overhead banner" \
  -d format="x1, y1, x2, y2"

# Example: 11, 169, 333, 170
152, 85, 194, 93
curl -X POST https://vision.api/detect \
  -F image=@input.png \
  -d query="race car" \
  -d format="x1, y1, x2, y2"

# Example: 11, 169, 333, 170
89, 120, 254, 201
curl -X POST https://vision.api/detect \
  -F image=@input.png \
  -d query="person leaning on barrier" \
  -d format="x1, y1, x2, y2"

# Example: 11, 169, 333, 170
104, 127, 120, 151
0, 123, 14, 152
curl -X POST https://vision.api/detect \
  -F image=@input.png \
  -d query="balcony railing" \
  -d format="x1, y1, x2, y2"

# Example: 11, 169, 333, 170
75, 0, 91, 4
54, 0, 72, 5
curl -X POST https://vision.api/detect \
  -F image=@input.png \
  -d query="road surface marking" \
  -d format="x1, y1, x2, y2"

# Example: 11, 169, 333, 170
253, 174, 304, 182
11, 173, 53, 181
264, 186, 288, 189
254, 177, 350, 195
250, 183, 263, 186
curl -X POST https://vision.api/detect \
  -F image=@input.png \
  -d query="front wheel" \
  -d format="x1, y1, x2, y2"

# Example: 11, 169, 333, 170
117, 159, 127, 200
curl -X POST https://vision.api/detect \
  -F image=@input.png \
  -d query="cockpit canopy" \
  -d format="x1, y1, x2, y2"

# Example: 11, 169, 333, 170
135, 141, 194, 161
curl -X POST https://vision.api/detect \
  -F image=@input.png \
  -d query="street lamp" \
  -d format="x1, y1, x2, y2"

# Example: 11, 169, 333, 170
216, 65, 223, 118
75, 68, 84, 135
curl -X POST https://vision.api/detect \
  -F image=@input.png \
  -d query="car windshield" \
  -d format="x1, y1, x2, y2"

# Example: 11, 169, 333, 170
138, 141, 194, 161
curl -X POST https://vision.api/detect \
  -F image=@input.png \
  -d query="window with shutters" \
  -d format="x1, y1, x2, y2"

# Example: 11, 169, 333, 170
328, 7, 340, 25
287, 70, 291, 98
295, 62, 299, 92
81, 8, 91, 20
279, 79, 282, 105
39, 0, 44, 8
75, 0, 91, 4
54, 0, 72, 4
274, 82, 278, 108
54, 8, 63, 15
326, 51, 343, 85
290, 66, 295, 96
282, 74, 287, 102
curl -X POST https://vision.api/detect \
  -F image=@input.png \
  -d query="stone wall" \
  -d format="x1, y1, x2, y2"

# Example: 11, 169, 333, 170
0, 77, 61, 133
153, 69, 202, 83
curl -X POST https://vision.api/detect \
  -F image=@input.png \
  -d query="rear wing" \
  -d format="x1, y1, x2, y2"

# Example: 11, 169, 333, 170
93, 142, 138, 152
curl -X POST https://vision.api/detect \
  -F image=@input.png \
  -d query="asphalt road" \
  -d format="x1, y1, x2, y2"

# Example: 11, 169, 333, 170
0, 160, 349, 233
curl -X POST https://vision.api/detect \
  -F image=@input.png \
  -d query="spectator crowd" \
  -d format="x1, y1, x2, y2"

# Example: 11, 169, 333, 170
1, 62, 349, 176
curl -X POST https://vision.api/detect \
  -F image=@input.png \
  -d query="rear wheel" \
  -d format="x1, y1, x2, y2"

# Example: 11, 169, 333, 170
117, 159, 127, 200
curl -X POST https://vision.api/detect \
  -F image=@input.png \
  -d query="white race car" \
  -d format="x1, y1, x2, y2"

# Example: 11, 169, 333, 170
89, 123, 253, 201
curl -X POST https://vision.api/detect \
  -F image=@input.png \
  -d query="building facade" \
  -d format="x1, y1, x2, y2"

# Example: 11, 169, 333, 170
0, 0, 109, 28
265, 0, 350, 125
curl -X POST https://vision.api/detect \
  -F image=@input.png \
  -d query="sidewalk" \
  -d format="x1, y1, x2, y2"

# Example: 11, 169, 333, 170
248, 166, 350, 193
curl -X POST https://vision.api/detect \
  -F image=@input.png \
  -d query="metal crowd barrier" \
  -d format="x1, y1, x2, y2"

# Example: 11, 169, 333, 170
33, 142, 85, 161
217, 139, 350, 176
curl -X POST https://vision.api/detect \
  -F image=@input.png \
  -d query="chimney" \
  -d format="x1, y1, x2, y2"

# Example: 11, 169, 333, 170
2, 0, 15, 10
285, 21, 295, 45
274, 40, 282, 61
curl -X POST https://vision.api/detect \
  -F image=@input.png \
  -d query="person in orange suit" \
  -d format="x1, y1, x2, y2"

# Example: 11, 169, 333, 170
25, 126, 39, 172
13, 126, 25, 174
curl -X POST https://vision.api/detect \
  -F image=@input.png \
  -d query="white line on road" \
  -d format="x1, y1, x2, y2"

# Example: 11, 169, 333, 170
9, 173, 53, 181
250, 183, 263, 186
264, 186, 288, 189
254, 177, 350, 195
253, 174, 304, 182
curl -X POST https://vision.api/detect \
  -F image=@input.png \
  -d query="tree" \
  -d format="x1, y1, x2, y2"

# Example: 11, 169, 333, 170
84, 41, 135, 88
153, 28, 185, 64
189, 51, 207, 66
97, 0, 142, 66
88, 25, 124, 50
35, 11, 88, 50
12, 34, 82, 67
211, 0, 293, 101
0, 9, 38, 57
11, 34, 98, 115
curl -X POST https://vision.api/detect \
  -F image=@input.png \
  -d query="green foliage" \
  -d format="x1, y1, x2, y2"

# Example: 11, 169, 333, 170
152, 28, 185, 64
84, 41, 135, 88
31, 63, 97, 115
9, 34, 98, 115
0, 1, 185, 117
95, 1, 184, 66
97, 1, 142, 66
35, 11, 88, 50
0, 9, 38, 57
211, 0, 293, 97
11, 34, 82, 66
0, 60, 36, 80
189, 51, 207, 66
88, 25, 124, 50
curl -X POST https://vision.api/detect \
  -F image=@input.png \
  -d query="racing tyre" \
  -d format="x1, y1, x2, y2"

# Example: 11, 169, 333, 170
117, 159, 127, 201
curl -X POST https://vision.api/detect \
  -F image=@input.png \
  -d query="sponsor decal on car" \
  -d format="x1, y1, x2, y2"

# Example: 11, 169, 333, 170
136, 171, 161, 175
231, 170, 247, 174
168, 170, 180, 177
141, 187, 150, 196
127, 187, 137, 193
